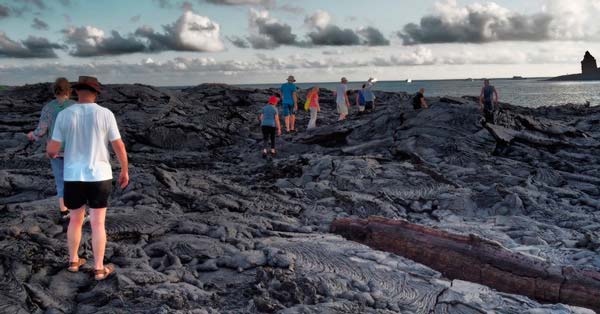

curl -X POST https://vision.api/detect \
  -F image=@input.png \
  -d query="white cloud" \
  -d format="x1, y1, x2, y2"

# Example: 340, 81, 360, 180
304, 10, 331, 30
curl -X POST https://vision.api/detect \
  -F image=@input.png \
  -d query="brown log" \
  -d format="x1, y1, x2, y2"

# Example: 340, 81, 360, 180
330, 217, 600, 312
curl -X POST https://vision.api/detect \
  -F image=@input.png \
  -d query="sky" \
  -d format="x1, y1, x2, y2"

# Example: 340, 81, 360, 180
1, 0, 600, 85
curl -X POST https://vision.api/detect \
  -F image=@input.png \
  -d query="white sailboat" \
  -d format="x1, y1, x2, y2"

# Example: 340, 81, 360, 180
405, 79, 412, 83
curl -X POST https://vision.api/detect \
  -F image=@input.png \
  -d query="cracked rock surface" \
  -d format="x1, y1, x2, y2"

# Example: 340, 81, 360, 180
1, 83, 599, 313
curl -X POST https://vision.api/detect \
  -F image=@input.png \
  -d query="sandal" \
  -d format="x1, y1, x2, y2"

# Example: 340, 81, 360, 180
94, 264, 116, 281
67, 258, 86, 273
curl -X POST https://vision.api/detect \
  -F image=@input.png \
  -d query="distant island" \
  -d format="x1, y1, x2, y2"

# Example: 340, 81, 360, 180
548, 51, 600, 81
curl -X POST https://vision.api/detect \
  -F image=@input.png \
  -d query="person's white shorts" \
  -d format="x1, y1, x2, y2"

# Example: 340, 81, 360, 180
337, 101, 348, 115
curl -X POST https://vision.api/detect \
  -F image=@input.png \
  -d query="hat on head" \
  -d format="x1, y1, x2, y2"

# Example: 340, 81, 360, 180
287, 75, 296, 82
72, 76, 101, 94
268, 96, 279, 105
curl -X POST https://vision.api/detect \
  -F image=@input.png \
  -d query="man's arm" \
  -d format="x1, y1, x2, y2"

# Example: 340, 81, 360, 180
421, 97, 429, 109
344, 92, 350, 107
494, 88, 499, 105
46, 140, 61, 159
28, 105, 51, 141
111, 139, 129, 189
293, 91, 298, 110
259, 113, 263, 124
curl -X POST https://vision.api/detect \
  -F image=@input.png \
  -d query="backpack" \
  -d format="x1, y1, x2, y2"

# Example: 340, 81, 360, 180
304, 93, 313, 111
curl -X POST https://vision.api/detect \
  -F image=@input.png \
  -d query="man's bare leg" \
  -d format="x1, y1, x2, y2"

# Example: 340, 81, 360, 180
68, 207, 85, 263
291, 115, 296, 131
284, 116, 291, 132
90, 207, 107, 270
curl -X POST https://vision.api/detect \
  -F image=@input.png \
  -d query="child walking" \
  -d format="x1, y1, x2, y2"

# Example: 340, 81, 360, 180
259, 96, 282, 157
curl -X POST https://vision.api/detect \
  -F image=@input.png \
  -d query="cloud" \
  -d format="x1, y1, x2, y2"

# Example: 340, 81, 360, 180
181, 1, 194, 11
308, 25, 360, 46
0, 5, 10, 19
304, 10, 331, 30
542, 0, 600, 40
21, 0, 46, 10
130, 15, 142, 23
60, 12, 224, 57
63, 26, 148, 57
154, 0, 173, 8
247, 9, 300, 49
228, 36, 250, 48
0, 32, 62, 58
357, 27, 390, 46
31, 17, 49, 30
135, 11, 225, 52
397, 0, 600, 45
304, 10, 389, 46
203, 0, 274, 6
276, 4, 304, 14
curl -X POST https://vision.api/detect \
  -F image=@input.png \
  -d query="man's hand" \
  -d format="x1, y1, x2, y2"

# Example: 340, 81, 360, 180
277, 129, 282, 136
118, 170, 129, 189
27, 132, 35, 141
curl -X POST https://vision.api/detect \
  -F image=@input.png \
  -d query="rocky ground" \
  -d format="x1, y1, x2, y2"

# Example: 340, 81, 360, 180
1, 83, 600, 314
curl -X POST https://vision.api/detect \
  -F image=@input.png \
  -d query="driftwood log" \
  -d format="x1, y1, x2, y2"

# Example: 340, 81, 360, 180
330, 217, 600, 312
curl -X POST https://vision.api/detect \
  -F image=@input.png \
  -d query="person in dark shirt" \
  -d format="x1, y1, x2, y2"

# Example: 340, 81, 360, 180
479, 79, 499, 124
412, 88, 428, 110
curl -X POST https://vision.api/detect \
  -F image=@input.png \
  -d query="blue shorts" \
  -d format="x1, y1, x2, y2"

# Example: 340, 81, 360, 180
282, 103, 296, 117
50, 157, 65, 198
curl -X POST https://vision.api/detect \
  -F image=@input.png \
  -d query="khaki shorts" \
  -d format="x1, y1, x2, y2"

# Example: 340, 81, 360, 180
337, 101, 348, 115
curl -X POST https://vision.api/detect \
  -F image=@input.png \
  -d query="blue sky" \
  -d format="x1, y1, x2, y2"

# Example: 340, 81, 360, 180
1, 0, 600, 85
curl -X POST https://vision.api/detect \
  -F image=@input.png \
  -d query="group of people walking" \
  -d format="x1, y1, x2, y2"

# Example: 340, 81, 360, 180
259, 76, 378, 157
260, 76, 500, 156
28, 76, 128, 281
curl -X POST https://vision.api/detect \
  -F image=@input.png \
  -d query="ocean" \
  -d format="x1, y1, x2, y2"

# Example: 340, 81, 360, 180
237, 78, 600, 108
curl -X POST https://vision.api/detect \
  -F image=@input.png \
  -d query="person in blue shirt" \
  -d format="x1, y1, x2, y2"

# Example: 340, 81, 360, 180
259, 96, 282, 157
279, 75, 298, 133
27, 77, 76, 220
479, 79, 499, 124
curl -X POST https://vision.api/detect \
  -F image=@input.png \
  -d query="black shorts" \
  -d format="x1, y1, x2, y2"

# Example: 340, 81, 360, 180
64, 180, 112, 209
365, 101, 374, 110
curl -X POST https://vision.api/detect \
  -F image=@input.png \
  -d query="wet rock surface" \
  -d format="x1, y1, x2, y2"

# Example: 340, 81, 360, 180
1, 83, 600, 313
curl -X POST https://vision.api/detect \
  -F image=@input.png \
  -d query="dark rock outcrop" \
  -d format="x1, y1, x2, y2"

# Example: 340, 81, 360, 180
1, 83, 600, 313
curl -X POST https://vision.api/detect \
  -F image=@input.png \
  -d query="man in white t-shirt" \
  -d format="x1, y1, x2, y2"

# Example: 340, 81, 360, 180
47, 76, 129, 281
333, 77, 350, 121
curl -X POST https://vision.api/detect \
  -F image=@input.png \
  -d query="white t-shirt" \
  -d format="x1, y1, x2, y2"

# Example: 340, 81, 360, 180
52, 103, 121, 182
336, 84, 347, 104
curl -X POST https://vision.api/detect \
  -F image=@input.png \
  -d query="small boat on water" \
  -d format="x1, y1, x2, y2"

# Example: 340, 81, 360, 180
405, 79, 412, 83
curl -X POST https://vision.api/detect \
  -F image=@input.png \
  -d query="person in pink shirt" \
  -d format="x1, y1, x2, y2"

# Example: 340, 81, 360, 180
306, 86, 321, 130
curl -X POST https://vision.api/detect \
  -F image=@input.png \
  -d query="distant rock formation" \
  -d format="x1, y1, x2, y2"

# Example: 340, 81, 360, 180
582, 51, 598, 75
549, 51, 600, 81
